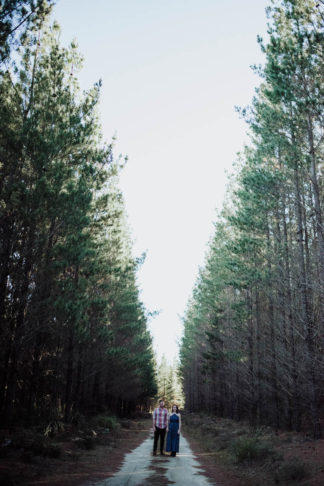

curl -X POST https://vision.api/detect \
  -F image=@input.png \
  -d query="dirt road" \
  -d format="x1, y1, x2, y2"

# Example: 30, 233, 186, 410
87, 431, 215, 486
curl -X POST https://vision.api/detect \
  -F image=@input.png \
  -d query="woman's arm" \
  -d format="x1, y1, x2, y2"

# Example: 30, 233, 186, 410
178, 414, 181, 433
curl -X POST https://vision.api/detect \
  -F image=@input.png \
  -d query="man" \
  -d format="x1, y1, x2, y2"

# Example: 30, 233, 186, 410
152, 399, 168, 456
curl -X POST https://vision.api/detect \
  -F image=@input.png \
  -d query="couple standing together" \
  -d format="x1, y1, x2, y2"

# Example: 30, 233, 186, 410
152, 400, 181, 457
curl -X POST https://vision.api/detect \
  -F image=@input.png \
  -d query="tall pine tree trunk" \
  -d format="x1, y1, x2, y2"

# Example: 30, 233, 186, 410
282, 194, 301, 430
247, 289, 256, 424
294, 155, 320, 438
266, 220, 280, 430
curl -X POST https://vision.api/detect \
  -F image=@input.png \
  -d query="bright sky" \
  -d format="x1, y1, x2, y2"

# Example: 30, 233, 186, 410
53, 0, 268, 362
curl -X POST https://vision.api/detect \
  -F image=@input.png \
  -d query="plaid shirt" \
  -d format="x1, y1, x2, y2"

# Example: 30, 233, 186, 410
153, 407, 168, 428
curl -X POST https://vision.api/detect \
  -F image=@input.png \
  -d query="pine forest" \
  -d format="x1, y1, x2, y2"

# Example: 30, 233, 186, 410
0, 0, 157, 425
180, 0, 324, 439
1, 0, 324, 450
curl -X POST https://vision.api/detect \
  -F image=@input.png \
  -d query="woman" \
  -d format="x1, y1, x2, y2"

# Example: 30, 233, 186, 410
166, 404, 181, 457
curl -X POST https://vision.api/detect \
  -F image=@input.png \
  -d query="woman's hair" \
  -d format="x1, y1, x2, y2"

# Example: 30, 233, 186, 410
171, 404, 179, 413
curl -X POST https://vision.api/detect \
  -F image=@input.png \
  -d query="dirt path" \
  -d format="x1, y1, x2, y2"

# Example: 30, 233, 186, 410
87, 431, 216, 486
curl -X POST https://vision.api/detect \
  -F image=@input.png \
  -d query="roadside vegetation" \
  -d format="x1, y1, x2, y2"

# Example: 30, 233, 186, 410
183, 413, 324, 485
0, 413, 151, 486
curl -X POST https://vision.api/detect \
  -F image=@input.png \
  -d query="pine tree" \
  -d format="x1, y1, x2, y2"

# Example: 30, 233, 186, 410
180, 0, 324, 437
0, 13, 157, 424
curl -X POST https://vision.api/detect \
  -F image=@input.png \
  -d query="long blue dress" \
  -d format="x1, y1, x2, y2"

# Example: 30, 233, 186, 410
166, 413, 180, 452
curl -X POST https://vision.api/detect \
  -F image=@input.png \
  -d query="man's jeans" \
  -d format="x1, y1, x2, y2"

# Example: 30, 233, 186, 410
153, 426, 166, 453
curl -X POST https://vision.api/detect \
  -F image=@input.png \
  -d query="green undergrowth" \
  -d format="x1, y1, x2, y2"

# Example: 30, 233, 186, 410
88, 413, 120, 430
182, 413, 314, 485
274, 459, 309, 483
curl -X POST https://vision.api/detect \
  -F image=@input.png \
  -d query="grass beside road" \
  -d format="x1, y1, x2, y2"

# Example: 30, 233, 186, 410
0, 413, 152, 486
182, 413, 324, 486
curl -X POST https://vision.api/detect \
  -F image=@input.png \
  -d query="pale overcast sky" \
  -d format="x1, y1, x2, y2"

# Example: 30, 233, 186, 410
53, 0, 269, 362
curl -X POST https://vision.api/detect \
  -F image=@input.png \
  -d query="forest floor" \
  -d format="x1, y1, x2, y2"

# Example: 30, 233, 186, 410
182, 413, 324, 486
1, 413, 324, 485
0, 414, 152, 486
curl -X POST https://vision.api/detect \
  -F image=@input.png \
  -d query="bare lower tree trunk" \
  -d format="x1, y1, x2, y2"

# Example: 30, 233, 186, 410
282, 195, 301, 430
247, 289, 256, 424
266, 220, 280, 430
255, 288, 263, 424
64, 325, 74, 422
294, 155, 320, 438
